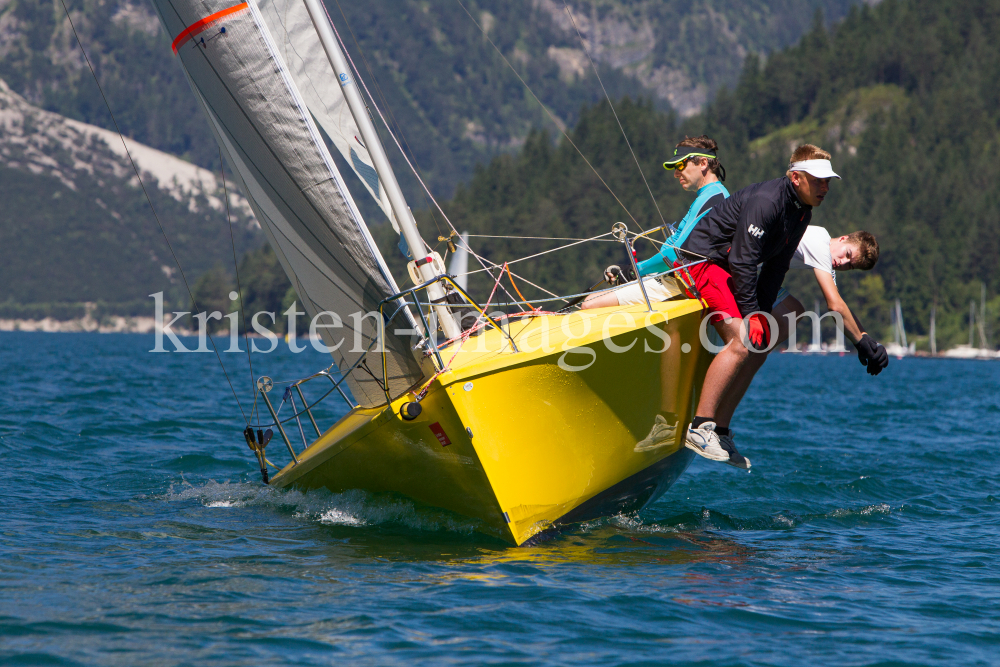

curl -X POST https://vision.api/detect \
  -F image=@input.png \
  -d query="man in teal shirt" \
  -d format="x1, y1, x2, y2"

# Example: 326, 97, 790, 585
583, 135, 729, 309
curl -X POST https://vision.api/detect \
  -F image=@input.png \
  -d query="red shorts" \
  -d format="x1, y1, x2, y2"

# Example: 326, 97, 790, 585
674, 261, 741, 324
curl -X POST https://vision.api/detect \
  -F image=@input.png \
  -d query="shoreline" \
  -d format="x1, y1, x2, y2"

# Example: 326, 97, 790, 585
0, 315, 175, 335
0, 317, 293, 340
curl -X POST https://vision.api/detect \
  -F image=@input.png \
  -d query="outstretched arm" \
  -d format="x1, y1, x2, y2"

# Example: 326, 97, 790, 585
814, 269, 864, 344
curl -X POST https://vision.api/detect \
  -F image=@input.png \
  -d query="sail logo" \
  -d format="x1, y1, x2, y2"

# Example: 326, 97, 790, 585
339, 72, 350, 87
748, 224, 764, 238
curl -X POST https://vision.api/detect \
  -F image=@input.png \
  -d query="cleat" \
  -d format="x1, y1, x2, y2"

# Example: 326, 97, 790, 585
635, 414, 678, 452
684, 421, 730, 462
719, 432, 751, 470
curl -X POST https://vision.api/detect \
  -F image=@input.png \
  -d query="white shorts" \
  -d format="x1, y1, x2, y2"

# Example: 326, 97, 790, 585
615, 276, 686, 306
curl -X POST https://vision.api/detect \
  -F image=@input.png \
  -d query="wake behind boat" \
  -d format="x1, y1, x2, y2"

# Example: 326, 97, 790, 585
149, 0, 713, 544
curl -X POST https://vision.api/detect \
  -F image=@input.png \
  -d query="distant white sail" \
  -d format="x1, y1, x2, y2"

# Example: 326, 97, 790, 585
150, 0, 422, 407
256, 0, 400, 232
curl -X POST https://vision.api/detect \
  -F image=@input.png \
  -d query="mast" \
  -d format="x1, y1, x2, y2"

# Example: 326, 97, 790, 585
930, 304, 937, 356
895, 299, 907, 349
889, 299, 900, 347
980, 282, 989, 350
969, 301, 975, 347
812, 299, 822, 349
301, 0, 461, 340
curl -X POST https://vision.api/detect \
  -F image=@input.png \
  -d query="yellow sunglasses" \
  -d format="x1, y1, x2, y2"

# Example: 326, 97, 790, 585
663, 152, 716, 171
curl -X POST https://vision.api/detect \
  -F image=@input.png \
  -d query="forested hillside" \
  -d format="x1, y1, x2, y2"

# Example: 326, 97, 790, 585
391, 0, 1000, 349
0, 79, 259, 315
6, 0, 997, 351
0, 0, 858, 201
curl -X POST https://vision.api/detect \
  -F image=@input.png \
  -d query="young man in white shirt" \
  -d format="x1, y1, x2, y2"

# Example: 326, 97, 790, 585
709, 226, 887, 468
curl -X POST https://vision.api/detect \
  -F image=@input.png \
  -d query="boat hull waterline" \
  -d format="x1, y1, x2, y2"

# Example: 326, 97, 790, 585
271, 300, 712, 545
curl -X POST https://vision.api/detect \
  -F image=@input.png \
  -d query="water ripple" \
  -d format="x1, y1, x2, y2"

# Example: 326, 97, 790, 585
1, 333, 999, 665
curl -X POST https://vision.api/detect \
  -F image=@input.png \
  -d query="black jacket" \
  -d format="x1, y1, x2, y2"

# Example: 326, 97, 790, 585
679, 176, 811, 317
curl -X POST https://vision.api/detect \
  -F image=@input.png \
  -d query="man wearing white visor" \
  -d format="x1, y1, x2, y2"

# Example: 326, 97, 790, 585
674, 144, 888, 470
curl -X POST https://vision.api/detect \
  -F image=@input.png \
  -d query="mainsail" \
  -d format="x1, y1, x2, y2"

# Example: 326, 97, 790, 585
256, 0, 400, 232
150, 0, 423, 407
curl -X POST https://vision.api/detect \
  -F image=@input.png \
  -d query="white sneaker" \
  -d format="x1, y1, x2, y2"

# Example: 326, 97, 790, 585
634, 415, 678, 452
684, 421, 730, 462
719, 432, 751, 470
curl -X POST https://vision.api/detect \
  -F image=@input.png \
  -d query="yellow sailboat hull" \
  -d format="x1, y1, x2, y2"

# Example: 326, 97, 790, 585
271, 299, 712, 545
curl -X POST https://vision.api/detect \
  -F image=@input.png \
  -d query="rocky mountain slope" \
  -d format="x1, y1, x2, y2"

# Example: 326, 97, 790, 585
0, 78, 258, 309
0, 0, 862, 201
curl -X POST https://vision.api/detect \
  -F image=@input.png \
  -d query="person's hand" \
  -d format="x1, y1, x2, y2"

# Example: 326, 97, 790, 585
604, 265, 625, 285
856, 333, 889, 376
746, 313, 771, 351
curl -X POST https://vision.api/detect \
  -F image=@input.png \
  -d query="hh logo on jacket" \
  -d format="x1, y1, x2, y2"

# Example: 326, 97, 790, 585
748, 224, 764, 238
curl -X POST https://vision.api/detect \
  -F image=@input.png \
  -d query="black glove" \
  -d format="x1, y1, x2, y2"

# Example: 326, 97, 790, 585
856, 333, 889, 376
605, 265, 626, 286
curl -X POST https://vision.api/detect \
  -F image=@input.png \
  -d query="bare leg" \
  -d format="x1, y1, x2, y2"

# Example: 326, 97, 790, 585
713, 296, 805, 427
581, 291, 620, 309
694, 316, 750, 421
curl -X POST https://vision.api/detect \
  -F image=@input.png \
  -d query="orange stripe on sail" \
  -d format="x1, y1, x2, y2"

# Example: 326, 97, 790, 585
171, 2, 248, 54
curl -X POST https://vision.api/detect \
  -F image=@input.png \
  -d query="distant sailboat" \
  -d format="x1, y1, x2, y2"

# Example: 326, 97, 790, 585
944, 284, 997, 359
929, 304, 937, 356
885, 299, 914, 358
802, 299, 826, 354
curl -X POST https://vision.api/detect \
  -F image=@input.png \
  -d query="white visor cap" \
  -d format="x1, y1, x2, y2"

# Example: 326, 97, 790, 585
788, 159, 841, 180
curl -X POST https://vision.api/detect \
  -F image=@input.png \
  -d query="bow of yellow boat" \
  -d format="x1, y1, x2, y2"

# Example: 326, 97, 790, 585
271, 298, 712, 544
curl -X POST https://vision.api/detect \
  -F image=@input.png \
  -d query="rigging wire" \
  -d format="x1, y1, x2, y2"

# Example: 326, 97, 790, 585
323, 3, 617, 305
321, 6, 523, 305
561, 1, 667, 232
462, 232, 614, 275
329, 0, 444, 237
57, 0, 249, 425
453, 0, 644, 232
465, 234, 616, 242
219, 148, 260, 425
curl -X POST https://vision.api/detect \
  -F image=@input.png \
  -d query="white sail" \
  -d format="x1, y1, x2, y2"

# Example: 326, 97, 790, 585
150, 0, 423, 407
256, 0, 399, 232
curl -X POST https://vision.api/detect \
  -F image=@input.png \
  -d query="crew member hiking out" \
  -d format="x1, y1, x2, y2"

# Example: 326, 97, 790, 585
582, 135, 728, 309
770, 227, 887, 358
676, 145, 889, 470
709, 227, 889, 461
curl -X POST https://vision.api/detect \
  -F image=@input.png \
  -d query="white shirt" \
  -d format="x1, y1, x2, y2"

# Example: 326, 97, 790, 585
790, 225, 835, 284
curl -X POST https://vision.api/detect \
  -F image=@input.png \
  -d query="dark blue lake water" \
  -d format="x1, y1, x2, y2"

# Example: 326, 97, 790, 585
1, 331, 998, 666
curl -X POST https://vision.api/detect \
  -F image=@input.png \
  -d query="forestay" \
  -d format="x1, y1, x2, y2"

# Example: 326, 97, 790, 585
150, 0, 423, 408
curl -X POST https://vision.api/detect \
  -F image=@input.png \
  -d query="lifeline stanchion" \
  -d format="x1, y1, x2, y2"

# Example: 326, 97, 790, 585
285, 387, 310, 451
294, 384, 322, 438
258, 377, 298, 465
613, 222, 653, 313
